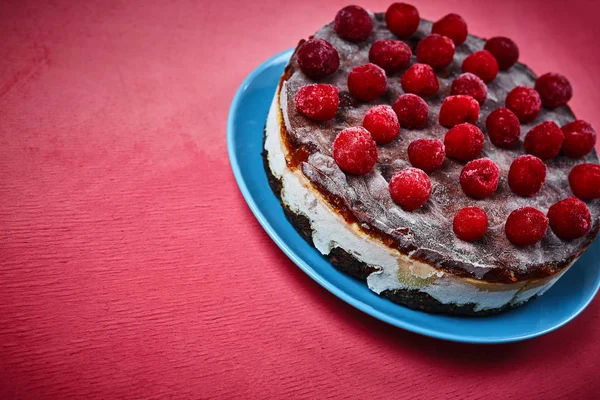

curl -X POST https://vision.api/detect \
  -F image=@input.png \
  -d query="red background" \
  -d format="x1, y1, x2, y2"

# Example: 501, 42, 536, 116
1, 0, 600, 398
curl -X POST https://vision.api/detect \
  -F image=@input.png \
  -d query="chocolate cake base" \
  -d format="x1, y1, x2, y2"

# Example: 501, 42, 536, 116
263, 129, 525, 316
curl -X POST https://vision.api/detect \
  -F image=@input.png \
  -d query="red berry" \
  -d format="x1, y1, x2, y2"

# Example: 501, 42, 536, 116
460, 158, 500, 199
334, 5, 373, 42
561, 120, 597, 158
505, 207, 548, 246
535, 72, 573, 109
294, 84, 339, 121
485, 107, 521, 149
524, 121, 564, 160
389, 167, 432, 211
484, 37, 519, 70
508, 155, 546, 197
385, 3, 420, 38
444, 123, 484, 161
432, 13, 468, 45
439, 95, 480, 128
461, 50, 499, 83
505, 86, 542, 124
407, 139, 445, 173
453, 207, 488, 242
392, 94, 428, 129
547, 197, 592, 240
569, 163, 600, 200
450, 73, 487, 104
363, 105, 400, 144
416, 34, 455, 70
296, 38, 340, 79
333, 127, 378, 175
401, 63, 439, 97
348, 63, 387, 101
369, 40, 412, 73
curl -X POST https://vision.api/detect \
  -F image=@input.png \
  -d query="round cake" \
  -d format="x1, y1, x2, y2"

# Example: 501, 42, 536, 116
263, 4, 600, 315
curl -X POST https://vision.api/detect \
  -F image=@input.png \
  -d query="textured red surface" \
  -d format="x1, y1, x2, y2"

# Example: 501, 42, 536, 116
1, 0, 600, 398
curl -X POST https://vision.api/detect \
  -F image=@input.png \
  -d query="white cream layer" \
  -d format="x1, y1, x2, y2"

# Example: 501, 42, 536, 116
265, 87, 570, 311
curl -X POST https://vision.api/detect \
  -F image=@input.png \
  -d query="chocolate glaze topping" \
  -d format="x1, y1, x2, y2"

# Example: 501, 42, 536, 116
279, 13, 600, 282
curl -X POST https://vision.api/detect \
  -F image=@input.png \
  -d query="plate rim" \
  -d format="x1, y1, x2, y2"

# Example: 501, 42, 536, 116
227, 48, 600, 344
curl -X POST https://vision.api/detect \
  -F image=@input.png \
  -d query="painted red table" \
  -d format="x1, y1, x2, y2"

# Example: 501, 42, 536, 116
1, 0, 599, 398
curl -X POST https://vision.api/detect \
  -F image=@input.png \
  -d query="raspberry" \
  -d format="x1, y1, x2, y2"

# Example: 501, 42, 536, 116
439, 95, 480, 128
450, 73, 487, 104
392, 94, 428, 129
407, 139, 445, 173
296, 38, 340, 79
432, 13, 468, 45
363, 105, 400, 144
508, 155, 546, 197
389, 167, 432, 211
453, 207, 488, 242
505, 207, 548, 246
524, 121, 564, 160
332, 127, 378, 175
505, 86, 542, 123
444, 123, 484, 161
461, 50, 499, 83
334, 5, 373, 42
484, 37, 519, 70
534, 73, 573, 109
348, 63, 387, 101
460, 158, 500, 199
547, 197, 592, 240
569, 163, 600, 200
294, 84, 339, 121
385, 3, 420, 39
401, 63, 439, 97
369, 40, 412, 73
485, 107, 521, 149
561, 120, 596, 158
416, 34, 455, 70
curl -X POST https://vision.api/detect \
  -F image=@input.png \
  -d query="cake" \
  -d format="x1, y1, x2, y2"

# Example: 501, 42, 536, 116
263, 4, 600, 315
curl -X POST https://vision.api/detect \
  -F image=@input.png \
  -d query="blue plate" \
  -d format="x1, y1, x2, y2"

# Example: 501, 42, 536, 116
227, 49, 600, 343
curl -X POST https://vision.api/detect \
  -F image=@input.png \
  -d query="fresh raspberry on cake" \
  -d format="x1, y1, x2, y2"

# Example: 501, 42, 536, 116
369, 40, 412, 73
460, 158, 500, 199
348, 63, 387, 101
450, 73, 487, 104
385, 3, 420, 38
334, 5, 373, 42
416, 34, 455, 70
392, 94, 428, 129
535, 72, 573, 109
461, 50, 499, 83
561, 120, 597, 158
569, 163, 600, 200
439, 95, 480, 127
505, 86, 542, 123
294, 84, 339, 121
505, 207, 548, 246
407, 139, 445, 173
508, 155, 546, 197
296, 38, 340, 79
432, 13, 468, 45
484, 37, 519, 70
453, 207, 488, 242
363, 105, 400, 144
389, 167, 432, 211
548, 197, 592, 240
332, 127, 378, 175
524, 121, 564, 160
486, 107, 521, 148
444, 123, 484, 161
401, 64, 439, 97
